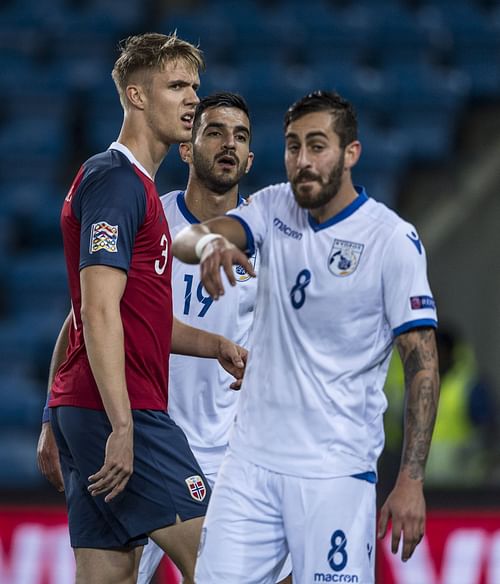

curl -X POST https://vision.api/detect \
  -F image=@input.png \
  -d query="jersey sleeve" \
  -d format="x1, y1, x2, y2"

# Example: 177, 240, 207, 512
226, 185, 277, 255
74, 167, 146, 272
382, 221, 438, 336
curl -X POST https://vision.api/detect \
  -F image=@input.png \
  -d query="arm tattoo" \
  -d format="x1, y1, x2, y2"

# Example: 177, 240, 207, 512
396, 327, 440, 480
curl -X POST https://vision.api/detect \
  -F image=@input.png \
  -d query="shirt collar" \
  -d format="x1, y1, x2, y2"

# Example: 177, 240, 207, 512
307, 185, 369, 232
176, 191, 245, 224
108, 141, 154, 181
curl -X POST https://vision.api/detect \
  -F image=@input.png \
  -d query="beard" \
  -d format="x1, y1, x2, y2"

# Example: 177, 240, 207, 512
291, 151, 345, 210
192, 149, 247, 195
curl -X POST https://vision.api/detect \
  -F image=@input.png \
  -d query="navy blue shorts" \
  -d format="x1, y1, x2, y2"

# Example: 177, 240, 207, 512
50, 407, 211, 549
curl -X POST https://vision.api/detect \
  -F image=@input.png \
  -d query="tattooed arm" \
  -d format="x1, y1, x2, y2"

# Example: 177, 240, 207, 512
377, 327, 440, 561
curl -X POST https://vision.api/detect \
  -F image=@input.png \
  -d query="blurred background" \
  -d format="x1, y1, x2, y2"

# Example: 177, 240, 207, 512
1, 0, 500, 582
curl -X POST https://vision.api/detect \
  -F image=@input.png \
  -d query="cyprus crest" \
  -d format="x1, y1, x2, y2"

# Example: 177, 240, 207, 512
328, 239, 364, 277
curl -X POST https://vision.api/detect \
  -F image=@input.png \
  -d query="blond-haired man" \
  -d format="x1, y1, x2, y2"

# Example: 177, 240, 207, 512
37, 33, 246, 584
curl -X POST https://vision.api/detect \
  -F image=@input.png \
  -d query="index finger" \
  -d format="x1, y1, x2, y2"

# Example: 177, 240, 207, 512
402, 521, 424, 561
104, 474, 131, 503
377, 505, 390, 539
391, 519, 403, 555
201, 253, 225, 299
237, 252, 256, 278
221, 252, 237, 287
39, 456, 65, 492
88, 462, 111, 483
402, 531, 419, 562
46, 465, 65, 492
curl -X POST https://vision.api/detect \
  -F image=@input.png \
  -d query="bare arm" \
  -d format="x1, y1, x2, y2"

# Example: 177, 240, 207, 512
80, 265, 133, 502
36, 310, 72, 491
171, 317, 247, 390
397, 327, 440, 481
172, 216, 255, 300
171, 216, 248, 263
47, 311, 72, 395
378, 327, 440, 561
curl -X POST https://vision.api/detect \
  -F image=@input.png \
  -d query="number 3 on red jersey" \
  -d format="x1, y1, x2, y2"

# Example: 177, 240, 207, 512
155, 233, 169, 275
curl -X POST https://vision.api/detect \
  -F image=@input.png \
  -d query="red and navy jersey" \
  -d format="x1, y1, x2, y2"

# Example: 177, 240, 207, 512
50, 144, 173, 411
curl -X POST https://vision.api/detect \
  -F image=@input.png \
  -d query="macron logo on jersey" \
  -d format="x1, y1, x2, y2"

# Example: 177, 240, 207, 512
406, 231, 422, 255
410, 295, 435, 310
273, 217, 302, 240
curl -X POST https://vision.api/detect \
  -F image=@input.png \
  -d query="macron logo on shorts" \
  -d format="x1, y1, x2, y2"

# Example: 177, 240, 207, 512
185, 475, 207, 501
90, 221, 119, 254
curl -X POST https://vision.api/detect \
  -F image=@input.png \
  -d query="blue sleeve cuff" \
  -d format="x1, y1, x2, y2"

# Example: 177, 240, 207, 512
393, 318, 438, 337
227, 215, 256, 257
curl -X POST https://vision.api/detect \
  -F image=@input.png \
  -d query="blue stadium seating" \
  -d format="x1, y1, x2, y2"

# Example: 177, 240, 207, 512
0, 430, 45, 487
5, 253, 68, 318
0, 374, 45, 429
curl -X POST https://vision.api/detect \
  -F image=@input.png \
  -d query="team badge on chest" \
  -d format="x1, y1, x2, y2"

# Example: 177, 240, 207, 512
185, 475, 207, 501
328, 239, 364, 277
233, 251, 257, 282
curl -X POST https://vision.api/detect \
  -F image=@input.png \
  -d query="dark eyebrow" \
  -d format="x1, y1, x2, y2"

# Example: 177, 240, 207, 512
285, 130, 329, 141
306, 131, 329, 140
204, 122, 250, 136
234, 124, 250, 136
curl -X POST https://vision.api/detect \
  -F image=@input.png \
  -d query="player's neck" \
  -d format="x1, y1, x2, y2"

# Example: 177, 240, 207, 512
184, 180, 239, 223
116, 123, 171, 180
308, 182, 359, 225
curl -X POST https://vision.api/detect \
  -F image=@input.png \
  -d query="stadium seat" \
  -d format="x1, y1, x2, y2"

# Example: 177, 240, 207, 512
0, 430, 45, 487
0, 374, 45, 429
4, 252, 68, 318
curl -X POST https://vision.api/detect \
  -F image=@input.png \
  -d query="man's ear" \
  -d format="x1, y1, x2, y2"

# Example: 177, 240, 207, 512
344, 140, 361, 170
179, 142, 193, 164
125, 84, 147, 111
244, 151, 255, 174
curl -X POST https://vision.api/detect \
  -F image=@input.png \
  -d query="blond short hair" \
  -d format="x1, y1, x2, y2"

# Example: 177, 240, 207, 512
111, 32, 205, 107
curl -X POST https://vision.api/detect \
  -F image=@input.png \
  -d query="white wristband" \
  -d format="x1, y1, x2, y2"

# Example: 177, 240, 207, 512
195, 233, 221, 259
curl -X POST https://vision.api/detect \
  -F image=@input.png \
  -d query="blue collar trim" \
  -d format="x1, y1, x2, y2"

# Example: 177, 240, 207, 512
308, 186, 369, 232
176, 191, 244, 225
176, 191, 199, 224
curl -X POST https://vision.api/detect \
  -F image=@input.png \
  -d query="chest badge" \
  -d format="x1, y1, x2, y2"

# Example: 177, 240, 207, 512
328, 239, 364, 277
233, 251, 257, 282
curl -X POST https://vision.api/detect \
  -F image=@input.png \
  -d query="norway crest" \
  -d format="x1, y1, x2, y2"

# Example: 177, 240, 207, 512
185, 475, 207, 501
328, 239, 364, 277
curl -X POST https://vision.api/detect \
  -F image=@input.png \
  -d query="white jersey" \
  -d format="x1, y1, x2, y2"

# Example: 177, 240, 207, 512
162, 190, 258, 474
227, 184, 437, 479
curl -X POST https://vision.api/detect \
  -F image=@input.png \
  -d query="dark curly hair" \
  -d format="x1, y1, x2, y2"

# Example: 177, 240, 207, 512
284, 90, 357, 148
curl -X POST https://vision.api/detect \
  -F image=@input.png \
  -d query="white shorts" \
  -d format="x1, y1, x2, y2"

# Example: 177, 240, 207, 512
195, 452, 376, 584
137, 467, 292, 584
